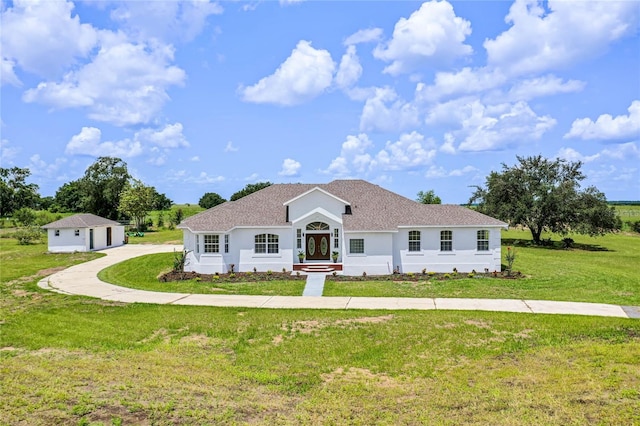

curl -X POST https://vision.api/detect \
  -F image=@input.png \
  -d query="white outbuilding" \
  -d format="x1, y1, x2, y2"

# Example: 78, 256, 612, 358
42, 213, 125, 253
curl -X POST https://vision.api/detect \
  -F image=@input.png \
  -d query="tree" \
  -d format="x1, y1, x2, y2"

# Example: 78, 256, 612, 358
118, 179, 155, 231
80, 157, 130, 220
229, 182, 272, 201
0, 167, 40, 216
469, 155, 618, 244
416, 189, 442, 204
152, 189, 173, 211
53, 180, 85, 213
199, 192, 226, 209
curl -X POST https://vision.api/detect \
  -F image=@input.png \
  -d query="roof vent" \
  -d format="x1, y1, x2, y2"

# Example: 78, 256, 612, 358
345, 205, 352, 215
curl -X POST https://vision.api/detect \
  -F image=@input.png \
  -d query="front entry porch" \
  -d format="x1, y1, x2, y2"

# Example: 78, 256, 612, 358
293, 263, 343, 272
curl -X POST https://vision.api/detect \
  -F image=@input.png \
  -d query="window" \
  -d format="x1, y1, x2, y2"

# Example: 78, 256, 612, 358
255, 233, 279, 254
477, 230, 489, 251
440, 230, 452, 251
204, 235, 219, 253
408, 230, 421, 252
349, 238, 364, 254
306, 222, 329, 231
334, 228, 339, 249
296, 229, 302, 249
74, 229, 80, 236
195, 235, 200, 253
54, 230, 60, 237
224, 234, 229, 253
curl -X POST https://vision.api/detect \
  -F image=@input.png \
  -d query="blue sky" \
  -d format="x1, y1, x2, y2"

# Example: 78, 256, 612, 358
2, 0, 639, 204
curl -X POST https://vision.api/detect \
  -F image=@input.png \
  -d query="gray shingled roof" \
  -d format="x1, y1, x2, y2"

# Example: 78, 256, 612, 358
41, 213, 122, 229
178, 180, 507, 233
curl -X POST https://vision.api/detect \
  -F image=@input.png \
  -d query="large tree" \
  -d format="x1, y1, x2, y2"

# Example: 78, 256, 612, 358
152, 189, 173, 211
53, 179, 85, 213
199, 192, 226, 209
416, 189, 442, 204
118, 179, 155, 231
469, 155, 618, 244
0, 167, 40, 216
80, 157, 130, 220
229, 182, 272, 201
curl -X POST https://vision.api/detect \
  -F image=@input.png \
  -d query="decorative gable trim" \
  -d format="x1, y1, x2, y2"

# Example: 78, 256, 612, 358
283, 186, 350, 207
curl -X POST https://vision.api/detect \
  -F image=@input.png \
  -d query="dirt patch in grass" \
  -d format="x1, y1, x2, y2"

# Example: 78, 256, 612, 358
273, 315, 396, 345
322, 367, 400, 388
6, 266, 66, 286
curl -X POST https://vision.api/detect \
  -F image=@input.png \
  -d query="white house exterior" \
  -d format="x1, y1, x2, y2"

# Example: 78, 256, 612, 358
42, 213, 125, 253
178, 180, 508, 275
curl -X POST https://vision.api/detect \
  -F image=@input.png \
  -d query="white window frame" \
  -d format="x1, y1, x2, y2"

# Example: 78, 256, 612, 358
408, 230, 421, 252
74, 229, 80, 237
296, 229, 302, 249
349, 238, 364, 254
333, 228, 339, 249
255, 233, 279, 254
440, 230, 453, 252
204, 234, 219, 253
195, 235, 200, 254
224, 234, 229, 253
477, 230, 489, 251
54, 230, 60, 237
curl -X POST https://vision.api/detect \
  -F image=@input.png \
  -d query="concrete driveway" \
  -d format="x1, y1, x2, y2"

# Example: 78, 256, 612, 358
38, 244, 639, 318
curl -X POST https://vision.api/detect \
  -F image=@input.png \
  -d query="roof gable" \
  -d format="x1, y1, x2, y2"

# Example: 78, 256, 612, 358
283, 186, 350, 207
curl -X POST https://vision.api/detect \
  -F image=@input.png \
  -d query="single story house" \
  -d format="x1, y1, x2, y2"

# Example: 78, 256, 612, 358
178, 180, 508, 275
42, 213, 125, 253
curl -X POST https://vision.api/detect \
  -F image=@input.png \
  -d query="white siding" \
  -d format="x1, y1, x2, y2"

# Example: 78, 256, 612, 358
394, 227, 502, 273
287, 190, 345, 223
343, 232, 394, 275
46, 225, 125, 253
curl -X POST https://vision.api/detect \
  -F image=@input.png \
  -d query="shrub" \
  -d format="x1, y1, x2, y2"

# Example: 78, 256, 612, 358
407, 272, 414, 278
632, 220, 640, 233
562, 237, 574, 248
14, 227, 43, 245
13, 208, 37, 226
443, 273, 451, 279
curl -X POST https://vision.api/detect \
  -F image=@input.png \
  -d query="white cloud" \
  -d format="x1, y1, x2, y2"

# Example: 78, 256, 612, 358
1, 0, 98, 79
136, 123, 189, 148
23, 35, 186, 126
564, 100, 640, 140
344, 28, 383, 46
449, 165, 478, 176
323, 134, 373, 177
1, 139, 19, 163
555, 147, 600, 163
501, 75, 586, 102
279, 158, 302, 177
65, 123, 189, 157
109, 0, 223, 43
440, 133, 456, 154
66, 127, 143, 157
373, 0, 472, 75
168, 170, 225, 184
1, 59, 21, 87
371, 131, 436, 171
425, 164, 477, 178
224, 141, 239, 152
191, 156, 200, 162
28, 154, 68, 180
244, 173, 260, 181
601, 142, 640, 160
240, 40, 335, 106
335, 45, 362, 90
484, 0, 640, 77
455, 101, 557, 152
416, 68, 506, 103
359, 87, 420, 132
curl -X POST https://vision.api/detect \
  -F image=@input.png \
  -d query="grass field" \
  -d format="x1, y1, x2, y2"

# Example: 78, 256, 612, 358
1, 230, 639, 424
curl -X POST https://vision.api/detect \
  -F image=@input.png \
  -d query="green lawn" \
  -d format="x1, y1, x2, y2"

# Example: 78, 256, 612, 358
1, 232, 639, 425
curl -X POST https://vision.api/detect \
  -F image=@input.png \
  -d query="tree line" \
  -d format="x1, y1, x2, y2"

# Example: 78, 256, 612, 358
1, 155, 624, 240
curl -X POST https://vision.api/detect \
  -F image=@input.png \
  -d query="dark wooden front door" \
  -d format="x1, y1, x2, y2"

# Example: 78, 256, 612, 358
306, 234, 330, 260
106, 227, 112, 246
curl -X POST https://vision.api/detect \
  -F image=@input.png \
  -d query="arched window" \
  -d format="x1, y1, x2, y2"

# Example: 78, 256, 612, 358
306, 222, 329, 231
255, 233, 279, 254
408, 230, 421, 252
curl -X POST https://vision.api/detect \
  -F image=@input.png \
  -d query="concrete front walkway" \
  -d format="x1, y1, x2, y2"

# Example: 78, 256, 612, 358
38, 244, 639, 319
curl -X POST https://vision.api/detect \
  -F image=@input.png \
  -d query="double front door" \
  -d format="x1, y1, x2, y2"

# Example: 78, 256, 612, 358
306, 234, 330, 260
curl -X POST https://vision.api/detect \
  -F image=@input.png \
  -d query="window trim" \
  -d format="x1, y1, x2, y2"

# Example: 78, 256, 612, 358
440, 230, 453, 252
54, 229, 60, 237
349, 238, 364, 254
477, 230, 490, 251
333, 228, 339, 249
224, 234, 229, 253
408, 230, 421, 252
203, 234, 220, 253
255, 233, 279, 254
296, 229, 302, 250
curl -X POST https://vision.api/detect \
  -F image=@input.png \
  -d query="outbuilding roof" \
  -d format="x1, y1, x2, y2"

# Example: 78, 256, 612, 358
41, 213, 122, 229
179, 180, 507, 233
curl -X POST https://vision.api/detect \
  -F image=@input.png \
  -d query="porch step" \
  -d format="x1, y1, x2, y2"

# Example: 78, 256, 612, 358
302, 265, 334, 273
